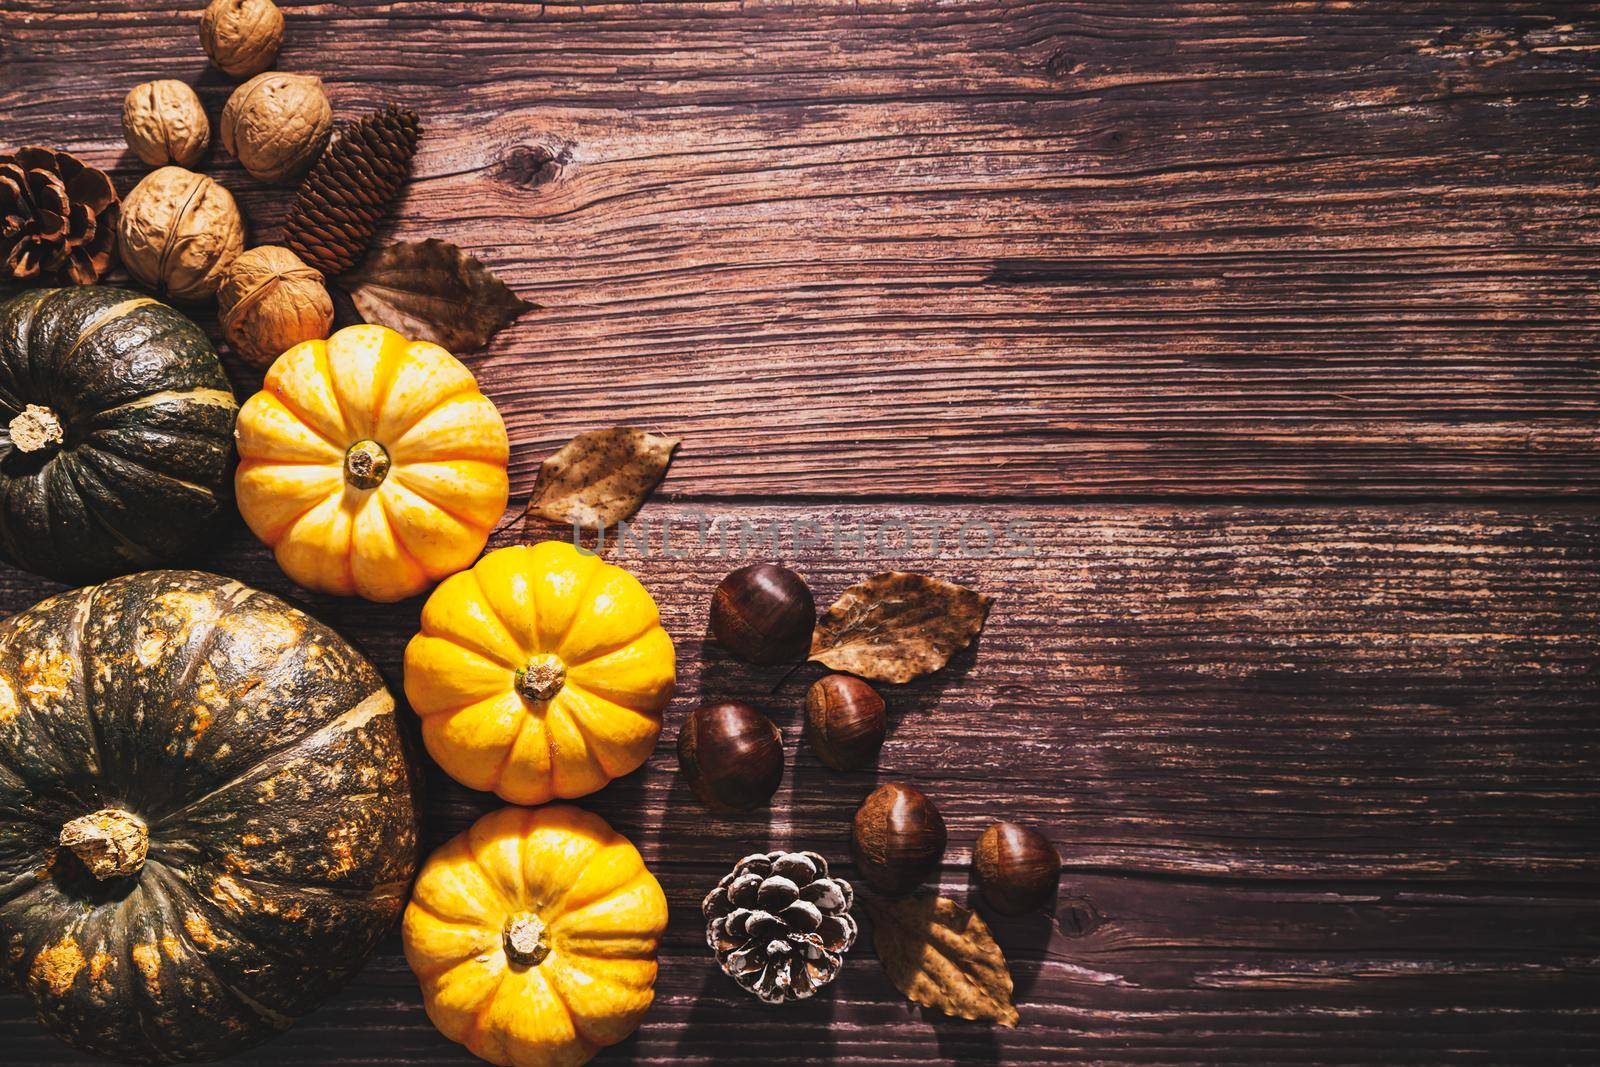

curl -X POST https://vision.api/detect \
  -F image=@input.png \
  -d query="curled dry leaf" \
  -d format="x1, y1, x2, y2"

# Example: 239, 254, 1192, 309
868, 892, 1019, 1027
810, 572, 993, 683
343, 238, 532, 352
527, 426, 681, 531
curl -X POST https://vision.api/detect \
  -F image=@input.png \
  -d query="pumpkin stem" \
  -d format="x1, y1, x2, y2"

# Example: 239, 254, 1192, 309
515, 654, 566, 703
344, 439, 391, 489
8, 404, 65, 454
503, 912, 551, 966
60, 808, 148, 881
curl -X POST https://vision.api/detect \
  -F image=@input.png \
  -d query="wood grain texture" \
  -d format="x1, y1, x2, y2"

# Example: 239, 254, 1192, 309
3, 503, 1599, 1063
3, 1, 1599, 496
3, 0, 1600, 1063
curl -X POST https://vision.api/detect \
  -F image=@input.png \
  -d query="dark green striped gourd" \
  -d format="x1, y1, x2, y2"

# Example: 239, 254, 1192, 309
0, 570, 420, 1063
0, 287, 238, 582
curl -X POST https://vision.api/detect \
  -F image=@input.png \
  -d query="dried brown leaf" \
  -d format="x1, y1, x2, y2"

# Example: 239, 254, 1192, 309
868, 892, 1019, 1027
344, 238, 532, 352
527, 426, 680, 531
809, 572, 993, 683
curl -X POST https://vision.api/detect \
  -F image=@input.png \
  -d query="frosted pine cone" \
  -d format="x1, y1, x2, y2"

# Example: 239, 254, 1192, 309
703, 850, 857, 1004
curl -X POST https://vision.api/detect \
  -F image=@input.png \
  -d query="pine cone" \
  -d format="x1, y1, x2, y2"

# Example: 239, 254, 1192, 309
0, 147, 119, 285
283, 104, 420, 276
703, 850, 857, 1004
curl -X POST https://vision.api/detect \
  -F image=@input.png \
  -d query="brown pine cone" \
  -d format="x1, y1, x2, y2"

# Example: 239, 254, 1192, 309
0, 147, 119, 285
703, 850, 857, 1003
282, 104, 420, 276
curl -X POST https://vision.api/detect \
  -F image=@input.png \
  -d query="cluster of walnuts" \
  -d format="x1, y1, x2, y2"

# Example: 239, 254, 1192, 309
117, 0, 333, 365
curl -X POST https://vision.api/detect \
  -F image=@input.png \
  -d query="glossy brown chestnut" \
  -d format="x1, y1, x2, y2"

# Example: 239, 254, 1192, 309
974, 821, 1061, 915
850, 783, 946, 895
710, 563, 816, 664
677, 700, 785, 812
804, 674, 886, 771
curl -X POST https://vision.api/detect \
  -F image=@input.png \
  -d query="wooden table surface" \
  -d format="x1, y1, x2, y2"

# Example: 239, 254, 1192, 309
3, 2, 1599, 1063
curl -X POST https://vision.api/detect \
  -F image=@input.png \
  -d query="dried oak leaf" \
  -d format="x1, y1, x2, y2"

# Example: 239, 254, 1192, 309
868, 892, 1019, 1027
527, 426, 680, 531
810, 572, 993, 683
343, 238, 532, 352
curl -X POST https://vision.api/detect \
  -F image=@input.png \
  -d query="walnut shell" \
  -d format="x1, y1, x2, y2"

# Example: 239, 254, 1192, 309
217, 245, 334, 367
121, 80, 210, 168
118, 166, 246, 302
200, 0, 284, 79
221, 73, 331, 184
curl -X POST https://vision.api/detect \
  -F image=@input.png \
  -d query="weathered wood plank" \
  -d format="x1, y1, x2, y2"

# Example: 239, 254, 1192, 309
2, 502, 1597, 1062
3, 2, 1599, 496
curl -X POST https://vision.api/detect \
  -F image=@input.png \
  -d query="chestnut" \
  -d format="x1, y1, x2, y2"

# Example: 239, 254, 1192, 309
677, 700, 784, 812
804, 674, 886, 771
974, 821, 1061, 915
850, 783, 946, 895
710, 563, 815, 664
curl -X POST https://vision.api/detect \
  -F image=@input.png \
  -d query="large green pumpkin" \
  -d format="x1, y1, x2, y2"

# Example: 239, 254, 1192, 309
0, 287, 238, 583
0, 570, 420, 1063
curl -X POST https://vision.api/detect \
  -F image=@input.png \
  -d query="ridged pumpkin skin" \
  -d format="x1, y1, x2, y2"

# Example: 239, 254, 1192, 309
0, 570, 420, 1064
404, 542, 675, 805
234, 324, 509, 602
0, 287, 238, 583
403, 805, 667, 1067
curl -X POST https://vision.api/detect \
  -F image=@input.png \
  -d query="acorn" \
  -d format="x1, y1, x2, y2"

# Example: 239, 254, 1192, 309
804, 674, 886, 771
710, 563, 815, 664
677, 701, 785, 812
850, 783, 946, 895
974, 821, 1061, 915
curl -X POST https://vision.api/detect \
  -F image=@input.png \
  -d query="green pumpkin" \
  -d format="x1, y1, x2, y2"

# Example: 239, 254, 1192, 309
0, 287, 238, 583
0, 570, 420, 1063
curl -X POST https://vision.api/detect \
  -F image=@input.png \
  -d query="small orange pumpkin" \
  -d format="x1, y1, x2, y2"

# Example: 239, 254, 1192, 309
404, 542, 675, 804
234, 324, 510, 601
402, 805, 667, 1067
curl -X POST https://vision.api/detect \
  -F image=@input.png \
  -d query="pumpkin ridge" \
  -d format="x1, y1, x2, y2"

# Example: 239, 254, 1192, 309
418, 628, 519, 680
467, 564, 528, 662
367, 340, 407, 436
85, 425, 237, 474
558, 626, 654, 670
464, 964, 511, 1052
162, 687, 394, 822
144, 865, 295, 1029
547, 693, 609, 782
388, 381, 478, 439
68, 585, 105, 782
182, 863, 415, 905
263, 380, 345, 453
368, 491, 430, 587
57, 454, 156, 560
58, 297, 158, 379
540, 963, 605, 1056
484, 706, 532, 796
550, 924, 661, 964
387, 470, 494, 534
553, 555, 611, 654
250, 488, 329, 548
90, 387, 238, 423
79, 446, 220, 502
540, 834, 624, 921
545, 853, 641, 924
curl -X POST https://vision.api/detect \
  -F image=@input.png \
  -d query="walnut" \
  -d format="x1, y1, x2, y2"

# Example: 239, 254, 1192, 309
220, 72, 331, 184
121, 80, 210, 168
200, 0, 284, 79
217, 245, 334, 367
118, 166, 246, 302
